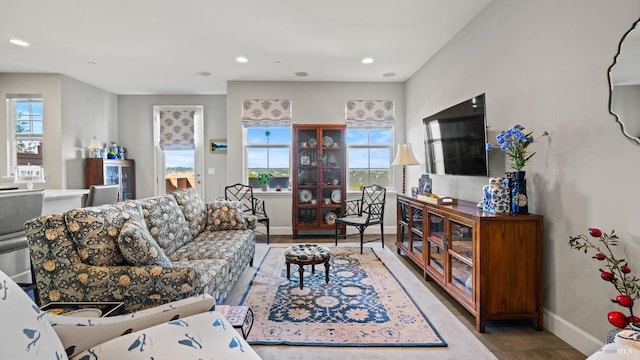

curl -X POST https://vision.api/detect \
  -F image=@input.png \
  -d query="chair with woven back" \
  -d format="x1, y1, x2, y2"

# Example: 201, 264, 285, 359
334, 184, 386, 254
224, 183, 270, 244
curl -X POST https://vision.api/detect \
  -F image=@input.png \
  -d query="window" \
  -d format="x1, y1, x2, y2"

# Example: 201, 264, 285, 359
345, 128, 392, 190
7, 97, 43, 173
246, 128, 291, 189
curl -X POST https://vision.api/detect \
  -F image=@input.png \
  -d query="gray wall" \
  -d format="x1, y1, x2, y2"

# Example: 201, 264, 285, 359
117, 95, 227, 201
61, 75, 118, 189
0, 74, 116, 189
404, 0, 640, 355
226, 81, 405, 235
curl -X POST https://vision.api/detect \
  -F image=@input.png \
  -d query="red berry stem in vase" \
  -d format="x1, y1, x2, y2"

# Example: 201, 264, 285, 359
569, 228, 640, 328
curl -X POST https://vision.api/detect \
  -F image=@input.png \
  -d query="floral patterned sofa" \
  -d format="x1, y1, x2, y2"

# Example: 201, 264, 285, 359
25, 188, 256, 313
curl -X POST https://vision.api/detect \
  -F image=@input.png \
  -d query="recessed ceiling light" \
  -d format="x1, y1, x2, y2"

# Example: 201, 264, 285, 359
382, 72, 396, 78
274, 61, 282, 65
88, 61, 97, 65
9, 39, 29, 47
361, 57, 374, 64
235, 56, 248, 63
295, 72, 309, 77
196, 71, 211, 76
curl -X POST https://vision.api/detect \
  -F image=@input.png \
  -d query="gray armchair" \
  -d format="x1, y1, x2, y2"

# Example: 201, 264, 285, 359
0, 189, 45, 302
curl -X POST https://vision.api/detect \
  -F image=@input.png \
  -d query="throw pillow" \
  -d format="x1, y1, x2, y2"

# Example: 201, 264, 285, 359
138, 194, 192, 255
117, 219, 172, 267
170, 188, 207, 238
64, 201, 144, 266
206, 201, 246, 231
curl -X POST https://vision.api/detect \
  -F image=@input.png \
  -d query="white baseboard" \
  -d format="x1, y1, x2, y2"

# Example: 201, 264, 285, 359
544, 308, 603, 356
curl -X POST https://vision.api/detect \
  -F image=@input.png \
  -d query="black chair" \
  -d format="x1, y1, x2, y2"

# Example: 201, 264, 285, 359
335, 184, 386, 254
224, 183, 270, 244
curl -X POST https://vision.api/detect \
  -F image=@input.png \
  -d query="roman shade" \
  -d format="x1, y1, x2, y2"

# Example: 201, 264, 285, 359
345, 100, 395, 128
158, 109, 196, 150
242, 99, 292, 127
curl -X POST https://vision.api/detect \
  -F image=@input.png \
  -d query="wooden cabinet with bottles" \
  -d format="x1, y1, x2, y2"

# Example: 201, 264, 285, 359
85, 158, 136, 202
292, 124, 346, 238
396, 195, 544, 332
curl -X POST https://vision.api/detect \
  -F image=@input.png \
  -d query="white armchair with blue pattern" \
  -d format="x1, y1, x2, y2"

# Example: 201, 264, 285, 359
0, 270, 262, 360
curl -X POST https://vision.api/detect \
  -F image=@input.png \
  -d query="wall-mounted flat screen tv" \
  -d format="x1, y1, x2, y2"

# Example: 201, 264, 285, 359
423, 94, 488, 176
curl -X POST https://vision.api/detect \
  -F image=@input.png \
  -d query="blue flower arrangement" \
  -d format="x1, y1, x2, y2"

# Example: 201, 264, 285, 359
486, 125, 548, 171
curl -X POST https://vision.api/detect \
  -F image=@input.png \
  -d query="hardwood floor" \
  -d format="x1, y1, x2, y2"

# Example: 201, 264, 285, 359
264, 234, 587, 360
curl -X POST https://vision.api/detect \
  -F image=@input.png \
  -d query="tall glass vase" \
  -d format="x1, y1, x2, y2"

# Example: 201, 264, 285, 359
511, 170, 528, 215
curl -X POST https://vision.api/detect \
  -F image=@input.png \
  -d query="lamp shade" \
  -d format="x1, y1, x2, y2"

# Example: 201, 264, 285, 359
88, 137, 102, 149
391, 144, 420, 166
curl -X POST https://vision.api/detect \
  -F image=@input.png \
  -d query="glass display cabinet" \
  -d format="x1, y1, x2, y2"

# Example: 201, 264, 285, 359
292, 124, 346, 238
85, 158, 136, 201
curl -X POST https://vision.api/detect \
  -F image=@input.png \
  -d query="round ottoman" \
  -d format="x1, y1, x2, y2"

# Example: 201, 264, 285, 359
285, 244, 331, 290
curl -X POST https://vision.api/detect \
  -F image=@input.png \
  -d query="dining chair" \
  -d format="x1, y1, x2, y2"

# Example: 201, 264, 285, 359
224, 183, 270, 244
82, 184, 119, 207
334, 184, 386, 253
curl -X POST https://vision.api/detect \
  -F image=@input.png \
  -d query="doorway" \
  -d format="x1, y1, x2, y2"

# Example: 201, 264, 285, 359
152, 105, 204, 197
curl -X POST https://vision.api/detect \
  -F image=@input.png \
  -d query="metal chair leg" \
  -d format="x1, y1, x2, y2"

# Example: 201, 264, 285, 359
266, 220, 270, 245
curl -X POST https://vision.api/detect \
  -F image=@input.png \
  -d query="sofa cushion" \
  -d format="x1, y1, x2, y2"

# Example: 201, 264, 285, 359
169, 188, 207, 238
138, 194, 192, 256
117, 219, 172, 267
206, 201, 246, 231
64, 201, 144, 266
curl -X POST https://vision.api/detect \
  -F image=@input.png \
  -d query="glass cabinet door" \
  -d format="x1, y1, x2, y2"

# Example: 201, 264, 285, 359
121, 166, 134, 200
448, 220, 474, 298
105, 165, 120, 186
426, 211, 446, 279
398, 202, 410, 248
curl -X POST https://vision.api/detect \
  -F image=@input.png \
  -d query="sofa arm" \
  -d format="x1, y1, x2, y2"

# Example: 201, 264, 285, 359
72, 310, 262, 360
49, 294, 215, 358
39, 263, 204, 313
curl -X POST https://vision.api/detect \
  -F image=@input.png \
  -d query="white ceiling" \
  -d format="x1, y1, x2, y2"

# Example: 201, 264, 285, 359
0, 0, 492, 95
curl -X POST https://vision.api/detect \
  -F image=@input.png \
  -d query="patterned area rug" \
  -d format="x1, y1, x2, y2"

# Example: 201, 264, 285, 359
238, 246, 447, 347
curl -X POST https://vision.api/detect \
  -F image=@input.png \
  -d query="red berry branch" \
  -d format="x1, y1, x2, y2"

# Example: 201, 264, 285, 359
569, 228, 640, 328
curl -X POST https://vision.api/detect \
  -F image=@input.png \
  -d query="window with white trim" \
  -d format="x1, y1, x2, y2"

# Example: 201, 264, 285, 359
7, 97, 44, 173
345, 128, 393, 190
242, 99, 292, 190
246, 128, 291, 189
344, 100, 395, 190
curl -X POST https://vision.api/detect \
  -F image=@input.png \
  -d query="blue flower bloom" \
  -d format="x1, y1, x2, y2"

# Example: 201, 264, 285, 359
485, 125, 548, 170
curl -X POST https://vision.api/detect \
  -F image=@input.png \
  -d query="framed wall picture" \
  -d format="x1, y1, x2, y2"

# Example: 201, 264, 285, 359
210, 139, 227, 154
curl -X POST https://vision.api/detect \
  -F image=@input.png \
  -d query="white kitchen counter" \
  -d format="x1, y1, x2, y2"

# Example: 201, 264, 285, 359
43, 189, 89, 215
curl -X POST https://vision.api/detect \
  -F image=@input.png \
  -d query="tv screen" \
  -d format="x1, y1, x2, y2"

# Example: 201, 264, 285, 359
423, 94, 488, 176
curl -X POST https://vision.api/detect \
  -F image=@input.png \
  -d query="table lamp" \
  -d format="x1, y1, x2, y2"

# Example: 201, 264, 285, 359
88, 136, 102, 158
391, 143, 420, 195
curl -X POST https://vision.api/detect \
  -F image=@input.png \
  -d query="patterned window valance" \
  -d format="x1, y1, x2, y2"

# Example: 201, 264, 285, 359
345, 100, 395, 128
242, 99, 292, 127
159, 109, 196, 150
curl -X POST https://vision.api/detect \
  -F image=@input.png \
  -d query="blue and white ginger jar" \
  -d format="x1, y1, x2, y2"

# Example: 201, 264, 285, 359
482, 177, 511, 214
